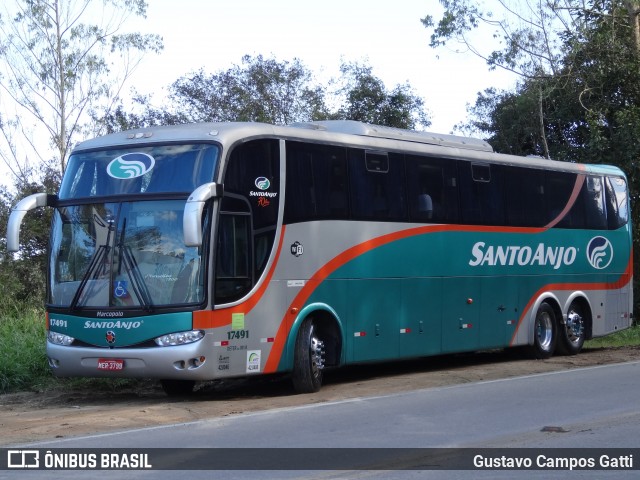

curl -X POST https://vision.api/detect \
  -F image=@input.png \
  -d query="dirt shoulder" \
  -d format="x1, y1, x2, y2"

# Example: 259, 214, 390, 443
1, 346, 638, 446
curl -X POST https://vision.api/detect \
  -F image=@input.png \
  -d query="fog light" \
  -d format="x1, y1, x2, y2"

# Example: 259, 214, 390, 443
191, 356, 206, 368
154, 330, 204, 347
48, 331, 74, 346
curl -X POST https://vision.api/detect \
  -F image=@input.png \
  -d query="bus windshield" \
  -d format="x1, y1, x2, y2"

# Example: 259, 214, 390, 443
49, 200, 208, 309
49, 143, 219, 309
59, 143, 219, 199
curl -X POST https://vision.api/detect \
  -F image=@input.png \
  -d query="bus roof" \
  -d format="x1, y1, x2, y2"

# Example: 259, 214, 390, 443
72, 121, 625, 178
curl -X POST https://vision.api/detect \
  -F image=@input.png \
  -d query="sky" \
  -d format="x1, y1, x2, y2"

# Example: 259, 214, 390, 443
128, 0, 519, 134
0, 0, 519, 190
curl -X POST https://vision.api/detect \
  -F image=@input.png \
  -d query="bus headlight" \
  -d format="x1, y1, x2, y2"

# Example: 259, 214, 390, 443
48, 331, 75, 346
154, 330, 204, 347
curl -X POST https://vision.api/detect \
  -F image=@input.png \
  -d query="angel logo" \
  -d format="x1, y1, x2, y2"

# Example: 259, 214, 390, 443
107, 152, 155, 179
587, 236, 613, 269
255, 177, 270, 190
105, 331, 116, 345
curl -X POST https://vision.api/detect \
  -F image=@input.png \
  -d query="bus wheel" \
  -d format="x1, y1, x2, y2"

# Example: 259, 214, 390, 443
557, 301, 586, 355
160, 379, 195, 396
292, 319, 325, 393
530, 302, 557, 359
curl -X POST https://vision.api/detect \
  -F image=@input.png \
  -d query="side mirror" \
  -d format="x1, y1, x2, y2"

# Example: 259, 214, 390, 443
7, 193, 57, 252
183, 183, 223, 247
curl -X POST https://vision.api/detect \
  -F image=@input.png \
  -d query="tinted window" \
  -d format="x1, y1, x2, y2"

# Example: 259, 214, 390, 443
60, 144, 218, 199
504, 166, 546, 227
284, 142, 348, 223
459, 162, 505, 225
583, 176, 607, 230
545, 171, 580, 228
605, 176, 629, 229
349, 150, 407, 221
406, 155, 458, 223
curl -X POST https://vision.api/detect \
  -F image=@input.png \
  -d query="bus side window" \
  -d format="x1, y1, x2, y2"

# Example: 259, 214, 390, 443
605, 176, 629, 229
284, 142, 348, 223
584, 176, 607, 229
546, 171, 579, 228
459, 162, 505, 226
349, 149, 406, 221
504, 166, 546, 227
406, 155, 458, 223
215, 209, 252, 304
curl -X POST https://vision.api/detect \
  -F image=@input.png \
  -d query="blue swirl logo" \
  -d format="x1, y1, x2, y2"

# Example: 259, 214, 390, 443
255, 177, 270, 190
107, 153, 155, 179
587, 236, 613, 269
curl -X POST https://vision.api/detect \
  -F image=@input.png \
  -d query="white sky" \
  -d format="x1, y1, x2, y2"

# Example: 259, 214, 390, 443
129, 0, 518, 134
0, 0, 519, 190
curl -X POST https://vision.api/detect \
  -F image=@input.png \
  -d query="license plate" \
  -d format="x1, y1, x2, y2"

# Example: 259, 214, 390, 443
97, 358, 124, 371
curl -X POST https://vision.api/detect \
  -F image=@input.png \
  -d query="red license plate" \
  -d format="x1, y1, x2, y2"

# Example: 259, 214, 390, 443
97, 358, 124, 371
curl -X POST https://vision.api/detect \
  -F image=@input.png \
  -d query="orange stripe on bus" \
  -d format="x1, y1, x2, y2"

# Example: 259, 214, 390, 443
192, 226, 287, 330
509, 253, 633, 346
544, 174, 585, 229
264, 223, 547, 373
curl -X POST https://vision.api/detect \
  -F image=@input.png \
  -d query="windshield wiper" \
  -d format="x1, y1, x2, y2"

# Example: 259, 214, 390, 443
116, 219, 153, 312
120, 244, 154, 312
69, 245, 109, 311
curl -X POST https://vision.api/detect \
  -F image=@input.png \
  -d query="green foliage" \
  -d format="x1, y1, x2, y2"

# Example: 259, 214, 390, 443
169, 55, 330, 125
0, 0, 163, 179
0, 302, 51, 393
101, 55, 431, 131
585, 324, 640, 348
0, 163, 60, 304
430, 0, 640, 314
0, 300, 149, 394
330, 61, 431, 129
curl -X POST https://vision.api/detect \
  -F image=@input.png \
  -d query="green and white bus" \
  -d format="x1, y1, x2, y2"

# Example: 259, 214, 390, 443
7, 121, 633, 394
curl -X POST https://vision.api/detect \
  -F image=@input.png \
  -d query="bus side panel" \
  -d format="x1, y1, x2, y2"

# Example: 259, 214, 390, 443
440, 277, 479, 354
348, 279, 400, 362
398, 278, 442, 358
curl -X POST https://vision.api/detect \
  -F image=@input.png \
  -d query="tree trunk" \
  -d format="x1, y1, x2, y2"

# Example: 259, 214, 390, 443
625, 1, 640, 54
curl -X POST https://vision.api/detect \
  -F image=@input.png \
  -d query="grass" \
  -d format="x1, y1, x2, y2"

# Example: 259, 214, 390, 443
0, 302, 52, 393
0, 301, 639, 394
0, 301, 148, 394
585, 323, 640, 348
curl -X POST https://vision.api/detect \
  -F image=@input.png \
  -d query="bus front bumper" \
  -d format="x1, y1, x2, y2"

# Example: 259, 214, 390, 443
46, 339, 216, 380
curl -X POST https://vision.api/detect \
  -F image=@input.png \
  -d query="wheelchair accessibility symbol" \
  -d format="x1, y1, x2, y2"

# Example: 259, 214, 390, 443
114, 281, 128, 298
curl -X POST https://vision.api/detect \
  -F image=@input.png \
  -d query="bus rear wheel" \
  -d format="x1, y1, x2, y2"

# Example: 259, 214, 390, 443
160, 379, 195, 396
529, 302, 557, 359
292, 319, 325, 393
557, 300, 586, 355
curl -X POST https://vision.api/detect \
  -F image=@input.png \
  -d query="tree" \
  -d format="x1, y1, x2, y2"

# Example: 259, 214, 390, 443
424, 0, 640, 158
0, 0, 163, 180
0, 164, 59, 304
330, 61, 431, 130
103, 56, 431, 132
167, 55, 329, 125
430, 0, 640, 314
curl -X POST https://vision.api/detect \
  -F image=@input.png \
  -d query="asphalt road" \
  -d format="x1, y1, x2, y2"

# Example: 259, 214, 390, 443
7, 361, 640, 480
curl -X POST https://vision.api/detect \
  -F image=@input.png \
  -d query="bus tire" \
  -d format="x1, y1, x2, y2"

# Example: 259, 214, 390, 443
292, 319, 325, 393
557, 300, 587, 355
161, 379, 195, 396
529, 302, 557, 359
